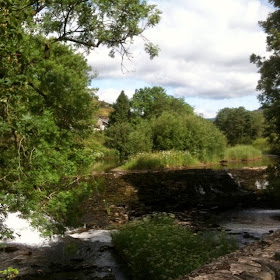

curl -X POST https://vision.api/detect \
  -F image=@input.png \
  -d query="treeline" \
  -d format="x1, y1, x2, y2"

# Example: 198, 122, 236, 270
105, 87, 227, 162
101, 88, 272, 165
214, 107, 266, 147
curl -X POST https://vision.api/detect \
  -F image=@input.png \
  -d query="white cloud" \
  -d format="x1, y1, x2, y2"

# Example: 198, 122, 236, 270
95, 87, 134, 104
87, 0, 272, 106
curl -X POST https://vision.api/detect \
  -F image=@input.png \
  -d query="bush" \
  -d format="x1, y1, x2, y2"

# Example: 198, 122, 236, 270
183, 115, 227, 162
112, 214, 237, 280
252, 138, 271, 154
224, 145, 262, 161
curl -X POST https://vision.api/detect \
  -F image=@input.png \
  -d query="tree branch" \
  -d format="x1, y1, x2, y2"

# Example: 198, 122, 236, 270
28, 82, 48, 104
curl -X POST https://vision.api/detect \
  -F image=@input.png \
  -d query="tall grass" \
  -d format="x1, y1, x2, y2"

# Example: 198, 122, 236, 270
224, 145, 262, 161
121, 151, 199, 170
112, 214, 237, 280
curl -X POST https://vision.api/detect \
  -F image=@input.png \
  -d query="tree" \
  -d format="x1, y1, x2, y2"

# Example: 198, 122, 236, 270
214, 107, 263, 146
109, 91, 131, 125
152, 112, 227, 161
105, 122, 134, 159
131, 87, 193, 119
0, 0, 161, 234
250, 0, 280, 153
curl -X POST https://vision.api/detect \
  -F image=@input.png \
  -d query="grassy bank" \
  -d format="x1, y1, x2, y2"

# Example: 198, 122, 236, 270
112, 214, 237, 280
119, 145, 263, 171
120, 151, 200, 170
224, 145, 262, 161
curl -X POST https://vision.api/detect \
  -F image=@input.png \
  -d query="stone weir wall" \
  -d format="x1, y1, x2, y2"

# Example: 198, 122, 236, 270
120, 169, 255, 212
178, 230, 280, 280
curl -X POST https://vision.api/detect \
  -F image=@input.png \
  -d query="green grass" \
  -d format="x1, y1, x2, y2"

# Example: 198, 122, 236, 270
224, 145, 262, 161
120, 151, 199, 170
112, 214, 237, 280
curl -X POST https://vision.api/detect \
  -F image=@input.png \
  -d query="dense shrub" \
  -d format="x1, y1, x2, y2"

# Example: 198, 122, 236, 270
183, 115, 227, 162
151, 113, 227, 162
112, 214, 237, 280
252, 138, 271, 153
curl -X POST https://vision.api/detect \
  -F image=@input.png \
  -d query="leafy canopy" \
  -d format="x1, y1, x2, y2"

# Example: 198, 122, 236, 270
250, 0, 280, 152
215, 107, 264, 146
106, 87, 226, 162
0, 0, 161, 234
109, 90, 131, 125
131, 86, 193, 119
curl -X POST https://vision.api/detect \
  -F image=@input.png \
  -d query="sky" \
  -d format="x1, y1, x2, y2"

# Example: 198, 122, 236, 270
87, 0, 273, 118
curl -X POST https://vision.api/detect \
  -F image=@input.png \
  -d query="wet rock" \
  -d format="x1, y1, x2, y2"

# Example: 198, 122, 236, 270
177, 230, 280, 280
0, 236, 127, 280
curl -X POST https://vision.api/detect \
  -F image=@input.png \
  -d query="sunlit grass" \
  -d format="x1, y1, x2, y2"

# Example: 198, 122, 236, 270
120, 151, 200, 170
224, 145, 262, 161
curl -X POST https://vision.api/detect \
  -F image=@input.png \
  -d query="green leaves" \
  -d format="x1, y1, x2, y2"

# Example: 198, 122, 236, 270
215, 107, 265, 146
0, 0, 161, 236
251, 1, 280, 152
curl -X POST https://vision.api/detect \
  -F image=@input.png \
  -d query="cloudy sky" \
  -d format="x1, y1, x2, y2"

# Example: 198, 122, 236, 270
87, 0, 273, 118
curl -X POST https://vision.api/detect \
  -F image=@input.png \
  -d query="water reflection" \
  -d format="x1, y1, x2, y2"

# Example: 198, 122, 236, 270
201, 155, 279, 170
215, 208, 280, 245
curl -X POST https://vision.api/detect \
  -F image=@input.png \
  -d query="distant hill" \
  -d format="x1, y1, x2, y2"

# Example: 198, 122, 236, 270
96, 100, 113, 118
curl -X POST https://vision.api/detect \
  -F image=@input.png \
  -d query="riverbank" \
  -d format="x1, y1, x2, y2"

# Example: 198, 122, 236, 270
116, 146, 264, 171
181, 229, 280, 280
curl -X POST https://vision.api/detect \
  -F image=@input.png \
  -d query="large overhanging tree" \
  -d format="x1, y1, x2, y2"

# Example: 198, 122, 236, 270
250, 0, 280, 152
0, 0, 161, 235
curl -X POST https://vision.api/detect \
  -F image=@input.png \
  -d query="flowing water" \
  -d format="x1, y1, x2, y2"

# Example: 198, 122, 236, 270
1, 212, 127, 280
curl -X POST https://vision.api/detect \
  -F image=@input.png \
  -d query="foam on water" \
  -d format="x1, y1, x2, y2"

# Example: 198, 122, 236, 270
2, 212, 51, 246
69, 229, 116, 243
2, 212, 116, 246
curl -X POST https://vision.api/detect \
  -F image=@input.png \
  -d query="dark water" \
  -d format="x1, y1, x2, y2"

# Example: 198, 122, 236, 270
201, 155, 279, 170
91, 159, 120, 173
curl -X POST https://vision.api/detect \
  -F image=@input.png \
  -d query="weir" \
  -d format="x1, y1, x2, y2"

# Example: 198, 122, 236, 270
1, 166, 279, 279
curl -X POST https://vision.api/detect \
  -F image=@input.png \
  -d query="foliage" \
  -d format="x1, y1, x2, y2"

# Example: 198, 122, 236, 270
120, 151, 199, 170
181, 114, 227, 162
131, 87, 193, 119
215, 107, 265, 146
224, 145, 262, 161
106, 118, 153, 159
127, 120, 154, 154
0, 267, 18, 280
152, 112, 227, 162
0, 0, 161, 234
106, 106, 226, 161
105, 122, 134, 159
151, 112, 188, 151
265, 163, 280, 202
250, 1, 280, 153
109, 91, 131, 125
112, 213, 237, 280
252, 138, 272, 154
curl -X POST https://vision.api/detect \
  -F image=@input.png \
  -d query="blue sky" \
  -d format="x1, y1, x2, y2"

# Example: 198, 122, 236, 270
88, 0, 273, 118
